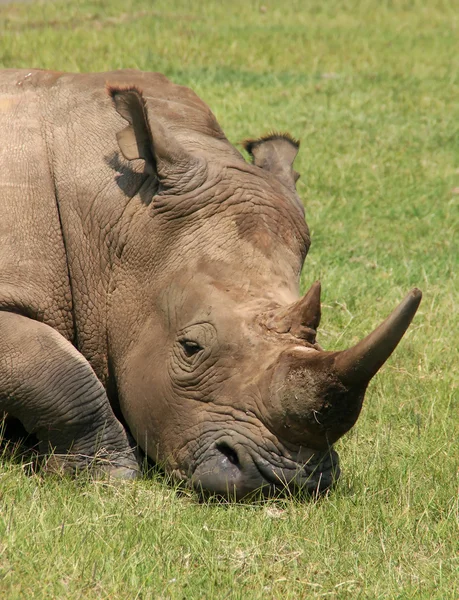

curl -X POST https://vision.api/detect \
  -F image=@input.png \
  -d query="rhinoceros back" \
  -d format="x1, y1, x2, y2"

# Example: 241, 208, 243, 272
0, 69, 74, 340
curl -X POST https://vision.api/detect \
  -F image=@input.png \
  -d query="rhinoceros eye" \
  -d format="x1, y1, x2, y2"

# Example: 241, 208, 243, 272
180, 339, 203, 358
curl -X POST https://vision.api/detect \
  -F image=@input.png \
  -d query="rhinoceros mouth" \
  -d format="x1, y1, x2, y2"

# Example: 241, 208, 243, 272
186, 434, 340, 500
251, 448, 339, 493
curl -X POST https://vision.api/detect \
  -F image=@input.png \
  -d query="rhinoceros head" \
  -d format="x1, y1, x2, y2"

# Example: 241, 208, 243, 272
107, 87, 421, 499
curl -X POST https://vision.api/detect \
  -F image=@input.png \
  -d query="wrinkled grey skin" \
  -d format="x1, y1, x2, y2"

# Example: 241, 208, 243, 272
0, 69, 420, 499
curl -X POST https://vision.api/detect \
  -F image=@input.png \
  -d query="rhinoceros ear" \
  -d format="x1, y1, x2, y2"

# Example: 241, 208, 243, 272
109, 86, 201, 184
243, 133, 301, 192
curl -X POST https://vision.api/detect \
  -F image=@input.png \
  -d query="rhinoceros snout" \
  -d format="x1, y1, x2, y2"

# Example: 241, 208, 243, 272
190, 434, 339, 500
191, 436, 266, 500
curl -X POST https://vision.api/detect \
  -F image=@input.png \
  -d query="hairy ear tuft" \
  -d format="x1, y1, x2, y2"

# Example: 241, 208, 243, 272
242, 132, 300, 156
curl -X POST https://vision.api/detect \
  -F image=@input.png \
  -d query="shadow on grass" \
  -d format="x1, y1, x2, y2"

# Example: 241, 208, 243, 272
0, 414, 41, 475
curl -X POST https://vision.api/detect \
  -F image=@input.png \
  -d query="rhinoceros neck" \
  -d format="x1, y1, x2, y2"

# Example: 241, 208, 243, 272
45, 74, 145, 383
44, 69, 241, 385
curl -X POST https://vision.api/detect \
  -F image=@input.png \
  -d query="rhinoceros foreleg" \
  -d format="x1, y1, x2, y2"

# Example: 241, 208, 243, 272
0, 311, 140, 478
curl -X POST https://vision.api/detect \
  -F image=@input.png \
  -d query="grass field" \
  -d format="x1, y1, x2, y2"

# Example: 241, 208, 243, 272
0, 0, 458, 597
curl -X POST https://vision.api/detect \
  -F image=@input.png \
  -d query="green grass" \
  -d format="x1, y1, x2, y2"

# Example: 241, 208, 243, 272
1, 0, 458, 597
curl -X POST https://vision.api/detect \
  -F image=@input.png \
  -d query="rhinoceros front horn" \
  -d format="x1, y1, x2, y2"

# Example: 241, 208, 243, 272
334, 288, 422, 386
269, 288, 422, 449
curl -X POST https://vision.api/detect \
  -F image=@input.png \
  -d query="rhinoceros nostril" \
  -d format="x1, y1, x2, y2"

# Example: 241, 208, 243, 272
216, 441, 240, 467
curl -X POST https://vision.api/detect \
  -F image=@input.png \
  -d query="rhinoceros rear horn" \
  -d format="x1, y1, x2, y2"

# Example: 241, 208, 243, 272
109, 86, 203, 183
265, 281, 321, 343
334, 288, 422, 386
243, 133, 301, 196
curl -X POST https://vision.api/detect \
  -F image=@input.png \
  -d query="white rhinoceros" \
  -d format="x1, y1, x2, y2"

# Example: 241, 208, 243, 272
0, 69, 421, 498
